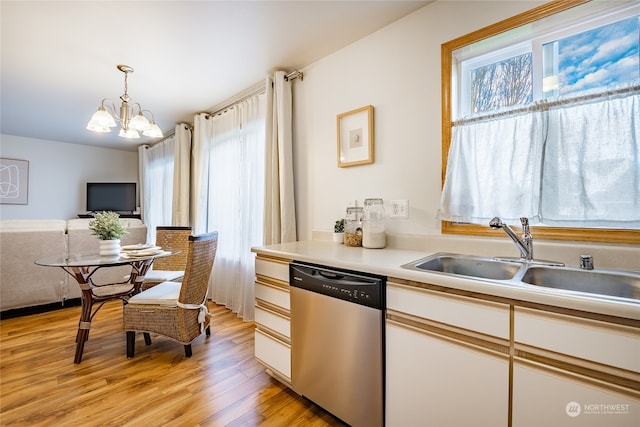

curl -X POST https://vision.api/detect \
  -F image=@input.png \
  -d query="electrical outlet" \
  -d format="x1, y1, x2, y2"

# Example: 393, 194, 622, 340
390, 200, 409, 218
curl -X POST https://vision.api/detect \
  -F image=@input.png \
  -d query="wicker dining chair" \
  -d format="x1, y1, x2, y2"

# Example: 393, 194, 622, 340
123, 231, 218, 358
142, 226, 192, 290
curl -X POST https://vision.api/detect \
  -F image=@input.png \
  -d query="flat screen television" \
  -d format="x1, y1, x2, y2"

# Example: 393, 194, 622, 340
86, 182, 136, 213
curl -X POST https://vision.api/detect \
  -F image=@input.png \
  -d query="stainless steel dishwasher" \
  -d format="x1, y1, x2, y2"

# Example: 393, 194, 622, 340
290, 261, 385, 427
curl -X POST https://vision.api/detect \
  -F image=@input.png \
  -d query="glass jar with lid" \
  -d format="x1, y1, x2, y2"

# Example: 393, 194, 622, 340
344, 206, 363, 247
362, 198, 386, 248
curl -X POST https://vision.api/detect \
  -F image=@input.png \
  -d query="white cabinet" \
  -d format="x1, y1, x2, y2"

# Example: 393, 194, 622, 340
253, 255, 292, 385
513, 307, 640, 427
386, 280, 510, 427
513, 360, 638, 427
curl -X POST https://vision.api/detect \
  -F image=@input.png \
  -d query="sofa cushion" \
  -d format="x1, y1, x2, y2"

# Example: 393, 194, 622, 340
0, 219, 66, 232
0, 221, 67, 311
66, 217, 144, 231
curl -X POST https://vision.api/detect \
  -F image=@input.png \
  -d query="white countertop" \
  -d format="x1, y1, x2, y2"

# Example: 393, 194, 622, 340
252, 240, 640, 321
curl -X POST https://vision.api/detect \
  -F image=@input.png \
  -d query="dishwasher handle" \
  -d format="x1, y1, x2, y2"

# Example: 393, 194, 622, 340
318, 271, 345, 281
291, 263, 382, 286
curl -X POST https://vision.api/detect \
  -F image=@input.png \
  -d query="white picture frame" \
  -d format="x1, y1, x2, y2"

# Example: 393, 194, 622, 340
0, 157, 29, 205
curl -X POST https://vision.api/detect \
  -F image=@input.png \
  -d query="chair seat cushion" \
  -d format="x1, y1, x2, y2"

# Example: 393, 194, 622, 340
143, 269, 184, 283
128, 281, 181, 306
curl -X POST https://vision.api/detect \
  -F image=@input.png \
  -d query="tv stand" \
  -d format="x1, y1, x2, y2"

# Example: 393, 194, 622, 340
78, 212, 141, 219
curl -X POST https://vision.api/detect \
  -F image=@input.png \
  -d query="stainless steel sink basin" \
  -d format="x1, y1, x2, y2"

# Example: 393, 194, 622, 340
402, 253, 521, 281
521, 266, 640, 300
402, 252, 640, 302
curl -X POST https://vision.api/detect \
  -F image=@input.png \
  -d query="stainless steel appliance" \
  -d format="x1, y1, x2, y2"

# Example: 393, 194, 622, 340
290, 261, 385, 427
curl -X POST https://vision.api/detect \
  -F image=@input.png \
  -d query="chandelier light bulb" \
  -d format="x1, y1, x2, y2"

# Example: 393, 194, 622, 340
86, 122, 111, 133
129, 112, 151, 132
119, 128, 140, 139
143, 121, 163, 138
87, 107, 116, 128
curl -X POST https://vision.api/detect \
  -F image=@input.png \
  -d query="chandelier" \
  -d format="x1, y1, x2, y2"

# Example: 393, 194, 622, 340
86, 65, 163, 139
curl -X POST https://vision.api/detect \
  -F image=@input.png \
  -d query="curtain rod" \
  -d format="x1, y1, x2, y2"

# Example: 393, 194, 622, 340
146, 70, 303, 144
147, 122, 191, 144
206, 69, 303, 117
453, 84, 640, 126
206, 80, 266, 117
285, 69, 303, 81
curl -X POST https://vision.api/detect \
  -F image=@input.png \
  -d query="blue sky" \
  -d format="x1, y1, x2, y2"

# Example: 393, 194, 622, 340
556, 15, 639, 94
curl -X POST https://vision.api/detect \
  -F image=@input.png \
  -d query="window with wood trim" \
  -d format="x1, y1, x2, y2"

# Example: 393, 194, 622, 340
440, 0, 640, 244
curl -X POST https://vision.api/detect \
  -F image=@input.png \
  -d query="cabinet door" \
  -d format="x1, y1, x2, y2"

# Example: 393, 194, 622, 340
513, 359, 640, 427
386, 321, 509, 427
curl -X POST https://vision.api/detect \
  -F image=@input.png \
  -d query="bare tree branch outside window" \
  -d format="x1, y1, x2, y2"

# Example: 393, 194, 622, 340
471, 53, 533, 114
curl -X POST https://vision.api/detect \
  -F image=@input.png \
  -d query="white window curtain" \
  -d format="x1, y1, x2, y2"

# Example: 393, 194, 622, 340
191, 94, 266, 321
438, 111, 546, 225
191, 113, 212, 235
542, 93, 640, 227
172, 123, 192, 227
139, 137, 175, 243
439, 89, 640, 227
264, 71, 297, 244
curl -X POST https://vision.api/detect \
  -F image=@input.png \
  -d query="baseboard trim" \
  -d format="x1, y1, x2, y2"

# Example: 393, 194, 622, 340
1, 298, 82, 319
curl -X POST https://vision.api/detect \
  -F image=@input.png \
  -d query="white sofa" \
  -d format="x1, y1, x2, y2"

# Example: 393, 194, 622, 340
0, 218, 147, 313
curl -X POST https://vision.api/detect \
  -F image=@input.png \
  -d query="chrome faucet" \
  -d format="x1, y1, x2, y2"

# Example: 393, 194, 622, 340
489, 217, 533, 261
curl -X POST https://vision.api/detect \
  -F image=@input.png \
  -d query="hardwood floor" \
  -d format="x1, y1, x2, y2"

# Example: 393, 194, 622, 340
0, 301, 347, 426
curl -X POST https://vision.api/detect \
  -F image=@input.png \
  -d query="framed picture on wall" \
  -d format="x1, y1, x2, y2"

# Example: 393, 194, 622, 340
337, 105, 374, 167
0, 157, 29, 205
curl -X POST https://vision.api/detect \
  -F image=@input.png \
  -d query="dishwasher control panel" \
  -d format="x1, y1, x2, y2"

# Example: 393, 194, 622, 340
290, 261, 385, 309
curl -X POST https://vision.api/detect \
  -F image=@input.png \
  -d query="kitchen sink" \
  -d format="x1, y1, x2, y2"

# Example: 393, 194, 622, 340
402, 253, 522, 281
402, 252, 640, 302
521, 266, 640, 301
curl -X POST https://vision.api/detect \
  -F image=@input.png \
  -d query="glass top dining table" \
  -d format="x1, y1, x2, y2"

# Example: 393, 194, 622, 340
36, 250, 175, 363
36, 250, 173, 267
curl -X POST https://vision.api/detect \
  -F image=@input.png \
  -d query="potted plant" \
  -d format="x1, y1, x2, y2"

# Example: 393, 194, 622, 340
89, 211, 128, 256
333, 218, 345, 244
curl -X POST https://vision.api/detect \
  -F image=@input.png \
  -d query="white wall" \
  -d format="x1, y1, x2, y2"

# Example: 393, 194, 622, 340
0, 134, 139, 220
293, 1, 543, 240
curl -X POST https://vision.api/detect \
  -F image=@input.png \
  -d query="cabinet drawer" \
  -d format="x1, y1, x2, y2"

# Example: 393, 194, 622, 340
387, 282, 510, 339
255, 329, 291, 380
514, 307, 640, 373
255, 282, 290, 311
255, 257, 290, 282
255, 305, 290, 338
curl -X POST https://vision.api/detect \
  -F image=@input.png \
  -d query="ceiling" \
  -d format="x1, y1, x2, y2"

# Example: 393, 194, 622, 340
1, 0, 429, 152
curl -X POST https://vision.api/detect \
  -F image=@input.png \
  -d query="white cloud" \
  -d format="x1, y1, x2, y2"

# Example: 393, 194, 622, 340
591, 34, 638, 64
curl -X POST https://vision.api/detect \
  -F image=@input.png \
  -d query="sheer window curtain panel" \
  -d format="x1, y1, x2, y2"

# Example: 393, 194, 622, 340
191, 113, 213, 235
191, 96, 266, 321
439, 90, 640, 228
139, 137, 175, 244
542, 93, 640, 227
438, 111, 546, 226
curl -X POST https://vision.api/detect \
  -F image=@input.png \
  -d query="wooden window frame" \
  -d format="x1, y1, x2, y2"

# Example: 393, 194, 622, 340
440, 0, 640, 244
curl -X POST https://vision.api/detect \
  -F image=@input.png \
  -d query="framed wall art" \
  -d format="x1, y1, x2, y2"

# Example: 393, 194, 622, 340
0, 158, 29, 205
337, 105, 374, 167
